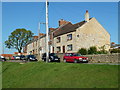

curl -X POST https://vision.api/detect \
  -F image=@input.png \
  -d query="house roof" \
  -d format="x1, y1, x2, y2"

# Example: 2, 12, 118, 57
25, 18, 92, 46
1, 54, 13, 57
53, 20, 88, 37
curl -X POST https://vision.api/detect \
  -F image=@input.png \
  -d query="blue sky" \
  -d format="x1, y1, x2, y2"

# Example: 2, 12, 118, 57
2, 2, 118, 54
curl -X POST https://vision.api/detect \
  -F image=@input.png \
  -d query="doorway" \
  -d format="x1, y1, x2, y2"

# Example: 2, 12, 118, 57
63, 46, 65, 53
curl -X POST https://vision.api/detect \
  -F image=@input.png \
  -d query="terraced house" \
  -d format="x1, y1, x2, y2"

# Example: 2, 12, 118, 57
25, 10, 110, 59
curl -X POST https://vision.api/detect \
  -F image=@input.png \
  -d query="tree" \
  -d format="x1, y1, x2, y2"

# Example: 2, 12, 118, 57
78, 48, 88, 55
5, 28, 34, 53
88, 46, 97, 54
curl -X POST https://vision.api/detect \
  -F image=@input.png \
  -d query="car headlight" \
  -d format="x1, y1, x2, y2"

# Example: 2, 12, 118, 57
79, 58, 82, 60
86, 58, 88, 60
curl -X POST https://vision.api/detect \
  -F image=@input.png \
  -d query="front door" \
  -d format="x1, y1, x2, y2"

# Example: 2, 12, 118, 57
63, 46, 65, 53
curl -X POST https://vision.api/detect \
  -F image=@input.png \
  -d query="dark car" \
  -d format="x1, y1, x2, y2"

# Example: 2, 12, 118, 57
63, 53, 88, 63
14, 56, 21, 60
19, 55, 26, 60
42, 53, 60, 62
0, 56, 6, 61
25, 55, 37, 61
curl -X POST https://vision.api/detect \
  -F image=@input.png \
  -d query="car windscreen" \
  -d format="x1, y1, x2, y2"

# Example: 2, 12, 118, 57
29, 55, 36, 58
50, 53, 57, 56
72, 53, 82, 56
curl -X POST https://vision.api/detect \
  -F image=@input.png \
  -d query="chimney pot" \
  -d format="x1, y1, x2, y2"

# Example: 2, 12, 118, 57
85, 10, 90, 22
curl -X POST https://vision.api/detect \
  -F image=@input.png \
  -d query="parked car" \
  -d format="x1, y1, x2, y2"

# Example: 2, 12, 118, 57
42, 53, 60, 62
63, 53, 88, 63
11, 56, 16, 60
19, 55, 26, 60
15, 56, 21, 60
25, 55, 37, 61
12, 55, 25, 60
0, 56, 6, 61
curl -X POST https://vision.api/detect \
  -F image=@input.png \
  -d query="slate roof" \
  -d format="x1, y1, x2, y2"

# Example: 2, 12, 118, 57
53, 20, 86, 37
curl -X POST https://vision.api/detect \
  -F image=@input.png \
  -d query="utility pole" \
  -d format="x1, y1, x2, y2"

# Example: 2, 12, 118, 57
46, 0, 49, 63
38, 22, 46, 61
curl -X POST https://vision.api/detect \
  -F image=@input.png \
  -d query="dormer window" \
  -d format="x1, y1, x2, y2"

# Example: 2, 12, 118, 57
57, 37, 61, 43
67, 34, 72, 41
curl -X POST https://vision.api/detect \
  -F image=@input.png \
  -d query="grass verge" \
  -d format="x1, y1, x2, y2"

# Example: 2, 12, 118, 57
2, 61, 119, 88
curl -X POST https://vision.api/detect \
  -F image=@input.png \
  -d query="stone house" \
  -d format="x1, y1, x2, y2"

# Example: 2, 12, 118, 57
53, 10, 110, 53
25, 10, 110, 59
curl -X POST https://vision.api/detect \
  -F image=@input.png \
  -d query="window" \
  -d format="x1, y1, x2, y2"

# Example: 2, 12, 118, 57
57, 46, 61, 53
67, 34, 72, 41
77, 35, 79, 37
56, 37, 61, 43
67, 44, 72, 51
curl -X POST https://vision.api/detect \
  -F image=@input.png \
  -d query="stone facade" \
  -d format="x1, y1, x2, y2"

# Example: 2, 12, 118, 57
75, 17, 110, 51
27, 36, 46, 53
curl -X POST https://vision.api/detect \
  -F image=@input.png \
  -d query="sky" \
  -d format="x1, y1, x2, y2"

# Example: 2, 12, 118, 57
2, 2, 118, 54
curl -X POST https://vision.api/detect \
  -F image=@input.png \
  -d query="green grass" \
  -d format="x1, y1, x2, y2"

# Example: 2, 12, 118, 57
2, 62, 119, 88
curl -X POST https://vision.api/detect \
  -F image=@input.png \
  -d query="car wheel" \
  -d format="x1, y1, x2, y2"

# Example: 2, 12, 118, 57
48, 59, 51, 62
74, 60, 77, 63
63, 59, 66, 63
43, 59, 46, 62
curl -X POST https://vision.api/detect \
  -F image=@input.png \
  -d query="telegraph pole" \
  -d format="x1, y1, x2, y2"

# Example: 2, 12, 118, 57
46, 0, 49, 63
38, 22, 46, 60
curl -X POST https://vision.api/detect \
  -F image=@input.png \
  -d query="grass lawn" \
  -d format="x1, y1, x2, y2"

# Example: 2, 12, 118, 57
2, 61, 119, 88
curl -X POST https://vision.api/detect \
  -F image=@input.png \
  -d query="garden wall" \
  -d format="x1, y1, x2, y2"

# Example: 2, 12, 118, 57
56, 53, 120, 64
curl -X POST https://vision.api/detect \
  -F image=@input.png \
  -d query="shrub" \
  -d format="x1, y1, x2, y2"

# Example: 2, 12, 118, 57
78, 48, 88, 55
88, 46, 97, 54
97, 50, 108, 54
97, 45, 108, 54
110, 49, 120, 53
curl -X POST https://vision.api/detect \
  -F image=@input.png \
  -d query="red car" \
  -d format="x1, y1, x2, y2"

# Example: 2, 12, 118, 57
63, 53, 88, 63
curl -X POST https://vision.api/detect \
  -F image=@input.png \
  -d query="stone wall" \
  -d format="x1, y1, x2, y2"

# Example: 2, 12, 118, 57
56, 53, 120, 64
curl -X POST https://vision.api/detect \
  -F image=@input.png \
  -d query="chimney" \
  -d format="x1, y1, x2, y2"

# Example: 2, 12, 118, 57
33, 36, 38, 39
39, 33, 45, 37
85, 10, 90, 22
59, 19, 69, 26
49, 28, 56, 32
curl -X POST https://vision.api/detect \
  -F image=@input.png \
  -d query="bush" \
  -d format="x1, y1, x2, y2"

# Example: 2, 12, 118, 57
110, 49, 120, 53
88, 46, 97, 54
78, 48, 88, 55
97, 45, 108, 54
97, 50, 108, 54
